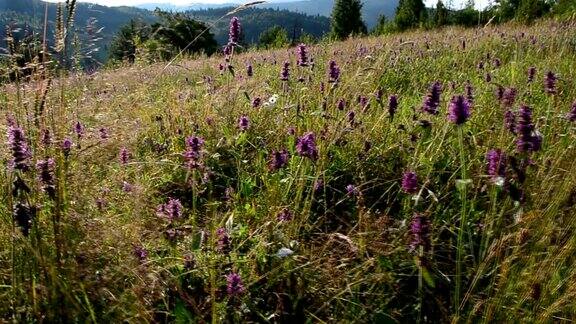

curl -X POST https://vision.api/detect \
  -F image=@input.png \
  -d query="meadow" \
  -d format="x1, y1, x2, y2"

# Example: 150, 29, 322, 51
1, 16, 576, 322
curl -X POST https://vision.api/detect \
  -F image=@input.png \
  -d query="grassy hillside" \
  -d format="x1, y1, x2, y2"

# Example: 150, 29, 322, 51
1, 18, 576, 322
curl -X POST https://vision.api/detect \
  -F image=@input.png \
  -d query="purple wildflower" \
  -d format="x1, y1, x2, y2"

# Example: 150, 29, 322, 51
238, 115, 250, 131
228, 17, 241, 45
448, 95, 471, 125
99, 127, 109, 140
268, 149, 289, 171
422, 81, 442, 115
296, 43, 308, 67
493, 58, 501, 68
347, 110, 355, 125
359, 96, 369, 111
184, 136, 204, 168
133, 245, 148, 263
568, 101, 576, 122
313, 179, 324, 194
36, 158, 56, 198
252, 97, 261, 108
62, 138, 73, 157
156, 198, 184, 221
226, 272, 245, 296
375, 89, 383, 102
388, 95, 398, 119
401, 171, 418, 194
346, 184, 359, 197
544, 71, 557, 94
216, 228, 230, 253
516, 104, 542, 153
409, 214, 431, 253
465, 82, 474, 104
119, 147, 129, 165
7, 125, 31, 172
74, 121, 84, 139
277, 208, 293, 221
328, 60, 340, 83
501, 87, 517, 107
337, 98, 346, 110
14, 203, 35, 236
41, 129, 52, 146
295, 132, 318, 160
122, 181, 133, 193
528, 67, 536, 83
485, 73, 492, 83
246, 63, 253, 77
486, 149, 507, 182
504, 110, 517, 134
280, 61, 290, 81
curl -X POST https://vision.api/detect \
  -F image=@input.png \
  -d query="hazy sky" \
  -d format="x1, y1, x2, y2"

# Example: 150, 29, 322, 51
45, 0, 494, 10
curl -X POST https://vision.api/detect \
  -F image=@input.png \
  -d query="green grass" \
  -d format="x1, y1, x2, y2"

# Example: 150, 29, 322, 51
1, 19, 576, 322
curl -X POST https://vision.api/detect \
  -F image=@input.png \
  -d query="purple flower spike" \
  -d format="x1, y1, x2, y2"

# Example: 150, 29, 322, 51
238, 115, 250, 131
346, 184, 359, 197
388, 95, 398, 119
295, 132, 318, 161
277, 208, 293, 221
184, 136, 204, 169
337, 98, 346, 110
133, 245, 148, 263
156, 198, 184, 221
74, 121, 84, 138
246, 63, 253, 77
544, 71, 557, 94
296, 43, 308, 67
422, 81, 442, 115
527, 67, 536, 83
328, 60, 340, 83
62, 138, 73, 157
217, 228, 231, 253
501, 87, 517, 107
119, 147, 129, 165
516, 104, 542, 153
568, 102, 576, 122
504, 110, 517, 134
409, 214, 430, 253
465, 82, 474, 104
226, 272, 245, 296
280, 61, 290, 81
401, 171, 418, 194
448, 95, 471, 125
228, 17, 241, 45
486, 149, 507, 183
7, 125, 31, 172
99, 127, 109, 140
268, 149, 289, 171
36, 158, 56, 198
41, 129, 52, 146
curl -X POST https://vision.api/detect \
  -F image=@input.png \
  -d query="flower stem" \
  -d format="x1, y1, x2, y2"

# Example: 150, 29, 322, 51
455, 126, 468, 317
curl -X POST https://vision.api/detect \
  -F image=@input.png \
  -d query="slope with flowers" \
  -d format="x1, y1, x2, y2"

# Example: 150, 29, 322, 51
1, 18, 576, 322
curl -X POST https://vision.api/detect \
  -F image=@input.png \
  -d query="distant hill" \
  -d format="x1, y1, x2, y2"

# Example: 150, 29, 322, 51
186, 7, 331, 45
0, 0, 331, 65
138, 0, 399, 29
256, 0, 399, 29
0, 0, 156, 64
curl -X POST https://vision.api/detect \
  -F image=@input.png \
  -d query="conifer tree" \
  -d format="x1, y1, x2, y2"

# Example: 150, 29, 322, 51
434, 0, 449, 27
395, 0, 426, 31
330, 0, 367, 40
